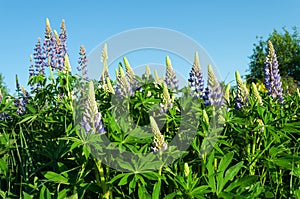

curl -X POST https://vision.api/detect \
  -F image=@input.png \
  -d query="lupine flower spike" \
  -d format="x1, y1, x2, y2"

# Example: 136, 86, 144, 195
264, 41, 284, 103
64, 54, 72, 73
78, 45, 88, 80
123, 57, 138, 91
235, 71, 249, 109
150, 116, 168, 155
59, 19, 68, 57
165, 56, 179, 91
33, 38, 45, 76
154, 70, 162, 83
251, 82, 263, 105
159, 82, 173, 113
115, 66, 133, 99
43, 18, 56, 70
80, 81, 106, 135
54, 30, 64, 71
203, 65, 223, 106
100, 43, 109, 82
106, 77, 115, 94
142, 65, 151, 80
223, 83, 230, 104
188, 51, 204, 98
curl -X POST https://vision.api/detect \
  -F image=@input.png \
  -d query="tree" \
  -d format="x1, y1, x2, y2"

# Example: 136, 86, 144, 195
0, 73, 8, 96
246, 27, 300, 87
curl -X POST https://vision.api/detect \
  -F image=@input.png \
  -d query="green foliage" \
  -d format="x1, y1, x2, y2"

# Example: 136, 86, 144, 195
1, 21, 300, 198
247, 27, 300, 90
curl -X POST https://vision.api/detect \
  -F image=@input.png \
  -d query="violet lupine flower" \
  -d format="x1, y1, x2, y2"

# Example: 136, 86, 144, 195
54, 30, 65, 71
78, 45, 88, 80
0, 89, 9, 120
42, 18, 57, 70
59, 19, 68, 66
80, 81, 106, 135
14, 86, 29, 115
33, 38, 45, 76
203, 65, 223, 107
150, 116, 168, 155
234, 71, 249, 110
29, 55, 35, 78
164, 56, 179, 91
264, 41, 284, 103
115, 66, 134, 99
188, 52, 204, 99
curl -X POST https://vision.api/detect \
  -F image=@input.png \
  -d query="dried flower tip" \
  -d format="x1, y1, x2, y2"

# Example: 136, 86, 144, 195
64, 54, 71, 73
184, 163, 190, 177
224, 83, 230, 103
202, 109, 209, 126
251, 82, 262, 105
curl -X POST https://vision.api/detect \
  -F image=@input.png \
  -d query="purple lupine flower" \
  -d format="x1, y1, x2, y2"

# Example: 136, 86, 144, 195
14, 87, 28, 115
203, 65, 223, 107
33, 38, 45, 76
54, 30, 64, 71
188, 52, 204, 98
0, 89, 9, 120
264, 41, 284, 103
59, 20, 68, 60
80, 81, 106, 135
203, 87, 211, 106
115, 66, 134, 99
165, 56, 179, 91
78, 45, 88, 80
29, 55, 35, 78
42, 18, 57, 70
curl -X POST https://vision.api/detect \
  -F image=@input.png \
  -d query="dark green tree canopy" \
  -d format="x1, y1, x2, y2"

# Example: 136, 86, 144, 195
0, 73, 8, 96
246, 27, 300, 86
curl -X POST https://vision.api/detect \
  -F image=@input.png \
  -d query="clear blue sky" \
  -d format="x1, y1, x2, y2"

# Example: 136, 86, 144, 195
1, 0, 300, 93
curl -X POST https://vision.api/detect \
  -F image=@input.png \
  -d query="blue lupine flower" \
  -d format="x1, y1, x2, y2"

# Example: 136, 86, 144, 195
59, 19, 68, 64
188, 52, 204, 98
77, 45, 88, 80
42, 18, 57, 70
14, 87, 29, 115
264, 41, 284, 103
29, 55, 35, 78
0, 89, 9, 120
54, 30, 65, 71
80, 81, 106, 135
165, 56, 179, 91
33, 38, 45, 76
